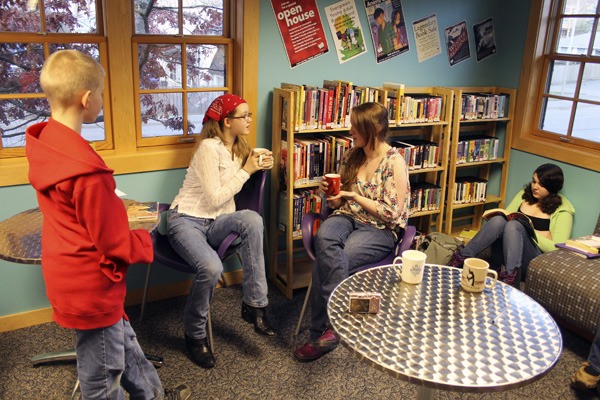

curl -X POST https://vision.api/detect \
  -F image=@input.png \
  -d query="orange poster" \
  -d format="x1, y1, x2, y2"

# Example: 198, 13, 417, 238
271, 0, 329, 68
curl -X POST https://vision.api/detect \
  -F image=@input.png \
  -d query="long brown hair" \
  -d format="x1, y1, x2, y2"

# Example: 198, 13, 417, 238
341, 102, 389, 189
195, 112, 251, 163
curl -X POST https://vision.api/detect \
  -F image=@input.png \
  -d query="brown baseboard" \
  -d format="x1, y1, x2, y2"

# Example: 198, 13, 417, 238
0, 271, 244, 333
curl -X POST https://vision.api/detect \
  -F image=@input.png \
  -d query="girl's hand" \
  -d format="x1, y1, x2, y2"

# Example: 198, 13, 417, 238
243, 153, 262, 174
326, 190, 356, 201
258, 152, 274, 170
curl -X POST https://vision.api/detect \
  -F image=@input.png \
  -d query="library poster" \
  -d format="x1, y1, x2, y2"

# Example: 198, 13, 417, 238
271, 0, 329, 68
412, 14, 442, 63
445, 21, 470, 66
364, 0, 409, 63
473, 17, 496, 62
324, 0, 367, 64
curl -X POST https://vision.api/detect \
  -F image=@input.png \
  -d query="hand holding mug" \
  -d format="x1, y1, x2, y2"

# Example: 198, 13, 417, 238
324, 173, 341, 196
252, 148, 273, 170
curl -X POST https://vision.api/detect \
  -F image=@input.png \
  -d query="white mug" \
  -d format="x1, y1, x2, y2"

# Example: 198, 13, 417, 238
393, 250, 427, 284
253, 147, 270, 168
461, 258, 498, 293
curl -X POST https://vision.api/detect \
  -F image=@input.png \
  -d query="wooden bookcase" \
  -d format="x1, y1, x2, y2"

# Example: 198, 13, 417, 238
444, 87, 517, 235
269, 85, 453, 299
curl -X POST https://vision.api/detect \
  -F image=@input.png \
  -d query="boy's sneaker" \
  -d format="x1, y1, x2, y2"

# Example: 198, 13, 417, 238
164, 384, 192, 400
571, 362, 600, 391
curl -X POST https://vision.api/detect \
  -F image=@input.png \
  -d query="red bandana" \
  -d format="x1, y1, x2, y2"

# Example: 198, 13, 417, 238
202, 94, 247, 124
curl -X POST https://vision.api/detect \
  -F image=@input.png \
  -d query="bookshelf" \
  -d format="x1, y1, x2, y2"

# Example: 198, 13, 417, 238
269, 84, 453, 299
444, 87, 517, 235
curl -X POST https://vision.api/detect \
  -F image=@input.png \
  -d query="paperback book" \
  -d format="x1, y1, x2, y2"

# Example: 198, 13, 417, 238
564, 235, 600, 254
483, 208, 535, 239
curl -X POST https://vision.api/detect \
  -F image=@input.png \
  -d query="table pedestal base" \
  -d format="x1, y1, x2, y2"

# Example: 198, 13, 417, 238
417, 386, 435, 400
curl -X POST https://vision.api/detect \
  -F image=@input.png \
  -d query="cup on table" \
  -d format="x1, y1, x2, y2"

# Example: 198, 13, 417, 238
253, 147, 270, 169
324, 173, 341, 196
460, 258, 498, 293
393, 250, 427, 284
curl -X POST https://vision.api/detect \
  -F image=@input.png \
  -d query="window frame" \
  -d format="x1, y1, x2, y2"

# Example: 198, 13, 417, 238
0, 0, 259, 187
513, 0, 600, 172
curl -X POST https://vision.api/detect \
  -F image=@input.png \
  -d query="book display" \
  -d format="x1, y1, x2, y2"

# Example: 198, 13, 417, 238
270, 84, 453, 299
444, 87, 516, 235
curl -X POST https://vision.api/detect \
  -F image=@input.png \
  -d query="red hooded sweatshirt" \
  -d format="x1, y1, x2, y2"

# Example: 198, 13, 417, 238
25, 119, 153, 330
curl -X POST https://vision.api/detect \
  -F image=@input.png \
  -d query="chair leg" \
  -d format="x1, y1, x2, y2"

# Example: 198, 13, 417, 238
139, 262, 152, 322
295, 280, 312, 336
207, 307, 214, 351
70, 378, 80, 400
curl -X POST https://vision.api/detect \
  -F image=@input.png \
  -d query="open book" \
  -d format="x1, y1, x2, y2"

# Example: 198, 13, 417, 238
126, 201, 159, 222
565, 235, 600, 255
482, 208, 535, 239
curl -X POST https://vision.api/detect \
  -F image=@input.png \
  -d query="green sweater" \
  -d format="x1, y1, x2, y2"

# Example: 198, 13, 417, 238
505, 189, 575, 253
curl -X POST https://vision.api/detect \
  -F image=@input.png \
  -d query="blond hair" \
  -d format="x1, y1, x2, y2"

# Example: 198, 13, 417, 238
341, 102, 389, 190
196, 114, 251, 163
40, 50, 105, 109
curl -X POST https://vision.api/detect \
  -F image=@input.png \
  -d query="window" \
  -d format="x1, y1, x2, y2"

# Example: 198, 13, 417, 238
514, 0, 600, 172
0, 0, 259, 186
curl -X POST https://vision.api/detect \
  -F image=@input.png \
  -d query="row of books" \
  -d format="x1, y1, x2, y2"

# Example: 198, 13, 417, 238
452, 176, 488, 204
410, 183, 441, 213
456, 135, 500, 164
281, 80, 379, 131
460, 93, 509, 120
280, 134, 353, 187
277, 190, 323, 238
385, 93, 443, 124
391, 139, 440, 170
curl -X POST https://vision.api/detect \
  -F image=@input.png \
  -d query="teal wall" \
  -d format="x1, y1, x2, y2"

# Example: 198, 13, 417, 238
1, 0, 598, 319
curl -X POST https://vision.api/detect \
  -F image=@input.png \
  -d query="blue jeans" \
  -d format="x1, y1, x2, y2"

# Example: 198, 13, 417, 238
75, 318, 163, 400
167, 208, 268, 339
309, 214, 396, 340
460, 215, 541, 278
589, 328, 600, 372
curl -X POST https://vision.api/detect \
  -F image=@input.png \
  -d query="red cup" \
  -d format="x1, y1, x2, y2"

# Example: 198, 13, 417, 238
324, 173, 341, 196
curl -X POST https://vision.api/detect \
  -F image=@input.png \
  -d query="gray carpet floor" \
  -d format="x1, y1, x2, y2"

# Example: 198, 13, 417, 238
0, 282, 598, 400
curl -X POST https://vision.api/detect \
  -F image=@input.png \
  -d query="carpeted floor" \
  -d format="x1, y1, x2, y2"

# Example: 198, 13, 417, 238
0, 282, 598, 400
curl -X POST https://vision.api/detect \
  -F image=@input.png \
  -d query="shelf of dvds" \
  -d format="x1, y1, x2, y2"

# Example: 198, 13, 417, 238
444, 86, 517, 235
269, 84, 453, 299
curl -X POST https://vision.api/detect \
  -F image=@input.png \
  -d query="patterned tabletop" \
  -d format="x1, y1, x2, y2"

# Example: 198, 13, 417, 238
0, 200, 158, 265
327, 264, 562, 393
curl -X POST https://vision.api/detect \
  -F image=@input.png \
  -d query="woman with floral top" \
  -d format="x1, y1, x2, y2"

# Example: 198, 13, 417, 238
293, 102, 411, 362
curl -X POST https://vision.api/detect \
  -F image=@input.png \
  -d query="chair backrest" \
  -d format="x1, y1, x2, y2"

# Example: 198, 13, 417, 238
235, 170, 267, 216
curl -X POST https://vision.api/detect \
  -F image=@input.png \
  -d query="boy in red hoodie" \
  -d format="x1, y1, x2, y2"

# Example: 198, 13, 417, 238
25, 50, 191, 399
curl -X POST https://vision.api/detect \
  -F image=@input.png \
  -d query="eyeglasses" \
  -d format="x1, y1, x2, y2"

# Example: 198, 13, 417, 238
229, 112, 253, 120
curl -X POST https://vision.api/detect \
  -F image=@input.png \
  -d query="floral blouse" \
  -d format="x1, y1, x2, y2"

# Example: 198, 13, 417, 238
334, 147, 410, 232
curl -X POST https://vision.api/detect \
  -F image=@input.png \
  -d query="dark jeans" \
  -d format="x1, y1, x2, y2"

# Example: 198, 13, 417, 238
309, 214, 396, 340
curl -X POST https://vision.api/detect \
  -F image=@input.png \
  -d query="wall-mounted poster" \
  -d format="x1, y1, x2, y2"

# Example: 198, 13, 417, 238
271, 0, 329, 68
473, 17, 496, 62
445, 21, 470, 66
412, 14, 442, 63
364, 0, 409, 63
325, 0, 367, 64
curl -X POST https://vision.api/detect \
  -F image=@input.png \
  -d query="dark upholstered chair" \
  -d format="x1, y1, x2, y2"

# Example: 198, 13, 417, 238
295, 209, 416, 335
525, 214, 600, 341
139, 170, 267, 349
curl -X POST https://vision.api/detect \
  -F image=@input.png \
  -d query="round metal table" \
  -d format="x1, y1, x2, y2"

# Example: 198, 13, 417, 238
327, 264, 562, 399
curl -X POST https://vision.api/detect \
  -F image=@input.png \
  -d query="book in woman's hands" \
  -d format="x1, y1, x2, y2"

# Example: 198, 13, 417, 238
482, 208, 536, 239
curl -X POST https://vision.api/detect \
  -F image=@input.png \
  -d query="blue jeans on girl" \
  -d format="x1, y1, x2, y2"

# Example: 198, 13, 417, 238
460, 215, 541, 278
75, 318, 163, 399
309, 214, 396, 340
166, 208, 268, 340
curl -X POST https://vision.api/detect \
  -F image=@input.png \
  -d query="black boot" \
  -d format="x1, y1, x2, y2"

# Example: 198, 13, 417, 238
241, 302, 276, 336
185, 334, 215, 368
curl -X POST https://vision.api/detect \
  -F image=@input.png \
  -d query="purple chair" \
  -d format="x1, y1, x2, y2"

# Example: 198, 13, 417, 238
140, 170, 267, 349
295, 209, 416, 335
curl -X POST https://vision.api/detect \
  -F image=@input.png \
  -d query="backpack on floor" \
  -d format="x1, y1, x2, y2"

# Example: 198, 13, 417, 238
417, 232, 464, 265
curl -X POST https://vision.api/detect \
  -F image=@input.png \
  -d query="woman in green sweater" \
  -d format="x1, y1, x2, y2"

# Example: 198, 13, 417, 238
449, 163, 575, 287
